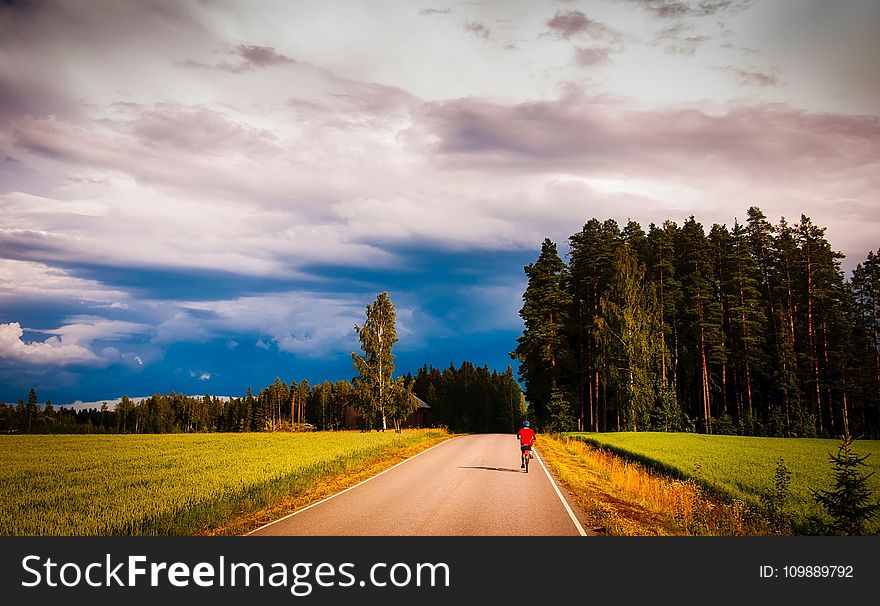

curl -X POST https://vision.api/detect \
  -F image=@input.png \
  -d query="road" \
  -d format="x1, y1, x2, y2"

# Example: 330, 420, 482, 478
249, 433, 588, 536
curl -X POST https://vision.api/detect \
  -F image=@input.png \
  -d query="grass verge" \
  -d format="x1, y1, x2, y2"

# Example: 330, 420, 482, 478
566, 431, 880, 527
539, 434, 775, 535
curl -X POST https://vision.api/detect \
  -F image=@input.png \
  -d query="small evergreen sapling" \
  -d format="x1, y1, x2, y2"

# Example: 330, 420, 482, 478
810, 434, 880, 535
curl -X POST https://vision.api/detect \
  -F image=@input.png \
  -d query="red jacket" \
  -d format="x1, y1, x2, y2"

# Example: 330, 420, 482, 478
517, 427, 536, 446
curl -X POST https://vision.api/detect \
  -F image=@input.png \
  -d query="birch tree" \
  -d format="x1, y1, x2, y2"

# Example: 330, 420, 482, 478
352, 292, 399, 431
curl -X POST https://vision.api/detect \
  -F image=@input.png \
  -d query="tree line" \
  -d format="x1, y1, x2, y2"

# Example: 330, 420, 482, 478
0, 362, 526, 435
0, 381, 350, 434
512, 206, 880, 438
411, 362, 526, 433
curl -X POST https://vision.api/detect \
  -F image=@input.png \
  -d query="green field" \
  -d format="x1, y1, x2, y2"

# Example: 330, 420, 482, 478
567, 432, 880, 524
0, 430, 445, 536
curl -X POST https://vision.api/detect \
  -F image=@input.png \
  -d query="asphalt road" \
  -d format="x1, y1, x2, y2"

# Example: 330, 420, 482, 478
249, 433, 588, 536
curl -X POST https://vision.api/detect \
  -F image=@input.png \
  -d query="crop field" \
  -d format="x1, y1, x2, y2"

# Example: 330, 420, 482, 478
567, 432, 880, 522
0, 430, 446, 536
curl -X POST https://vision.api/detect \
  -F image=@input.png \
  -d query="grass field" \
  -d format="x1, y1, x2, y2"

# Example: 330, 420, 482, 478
566, 432, 880, 525
0, 430, 447, 536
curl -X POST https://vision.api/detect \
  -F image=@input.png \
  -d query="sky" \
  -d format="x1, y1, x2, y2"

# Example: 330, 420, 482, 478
1, 0, 878, 405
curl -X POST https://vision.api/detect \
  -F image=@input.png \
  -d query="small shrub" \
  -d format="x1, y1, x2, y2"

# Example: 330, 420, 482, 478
759, 458, 792, 534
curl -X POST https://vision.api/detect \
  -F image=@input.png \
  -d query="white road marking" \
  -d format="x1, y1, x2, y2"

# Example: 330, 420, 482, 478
245, 436, 458, 535
534, 448, 588, 537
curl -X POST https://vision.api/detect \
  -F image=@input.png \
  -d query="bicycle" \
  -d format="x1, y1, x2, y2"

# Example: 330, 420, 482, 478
521, 446, 533, 473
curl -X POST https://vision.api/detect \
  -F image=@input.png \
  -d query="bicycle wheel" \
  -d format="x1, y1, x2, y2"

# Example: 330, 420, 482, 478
524, 451, 529, 473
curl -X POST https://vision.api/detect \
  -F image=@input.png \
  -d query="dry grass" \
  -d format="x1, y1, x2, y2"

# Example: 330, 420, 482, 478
540, 434, 774, 535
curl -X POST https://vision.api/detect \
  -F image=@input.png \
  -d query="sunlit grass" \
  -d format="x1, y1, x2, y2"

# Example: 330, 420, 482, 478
566, 432, 880, 524
540, 435, 771, 535
0, 430, 447, 535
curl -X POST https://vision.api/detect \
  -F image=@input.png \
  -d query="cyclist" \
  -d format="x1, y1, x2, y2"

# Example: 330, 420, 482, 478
517, 420, 536, 469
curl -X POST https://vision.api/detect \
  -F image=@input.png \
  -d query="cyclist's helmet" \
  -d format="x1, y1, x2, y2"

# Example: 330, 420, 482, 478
522, 420, 530, 427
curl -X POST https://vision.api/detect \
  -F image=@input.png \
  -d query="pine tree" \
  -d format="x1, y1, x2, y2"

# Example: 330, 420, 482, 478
352, 292, 400, 431
544, 387, 576, 432
772, 217, 804, 434
568, 221, 620, 431
26, 388, 38, 433
851, 250, 880, 434
727, 220, 767, 426
797, 215, 848, 436
512, 238, 572, 427
645, 222, 680, 394
709, 224, 733, 420
811, 434, 880, 535
677, 217, 723, 433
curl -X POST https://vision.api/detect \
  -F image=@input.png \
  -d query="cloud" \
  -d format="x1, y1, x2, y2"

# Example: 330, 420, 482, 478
573, 46, 612, 67
235, 44, 296, 68
190, 370, 212, 381
623, 0, 750, 19
0, 322, 98, 365
152, 293, 369, 358
187, 44, 298, 74
545, 10, 619, 41
0, 259, 128, 304
0, 318, 150, 367
664, 35, 710, 56
720, 66, 779, 87
407, 89, 880, 259
419, 8, 450, 16
418, 90, 880, 183
0, 0, 219, 119
652, 22, 710, 55
463, 20, 490, 39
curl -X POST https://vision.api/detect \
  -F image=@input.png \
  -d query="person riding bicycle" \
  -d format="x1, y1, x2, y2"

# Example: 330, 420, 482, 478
517, 420, 536, 469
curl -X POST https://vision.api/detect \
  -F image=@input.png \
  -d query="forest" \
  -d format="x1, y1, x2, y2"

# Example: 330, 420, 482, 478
0, 380, 344, 434
0, 362, 525, 434
512, 206, 880, 438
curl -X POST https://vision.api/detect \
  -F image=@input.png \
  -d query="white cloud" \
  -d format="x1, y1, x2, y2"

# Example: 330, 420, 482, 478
0, 322, 99, 365
154, 293, 366, 357
0, 259, 128, 304
0, 318, 151, 367
189, 370, 212, 381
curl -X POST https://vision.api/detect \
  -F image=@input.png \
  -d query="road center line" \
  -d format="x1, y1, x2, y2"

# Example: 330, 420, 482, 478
534, 448, 588, 537
245, 435, 458, 535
